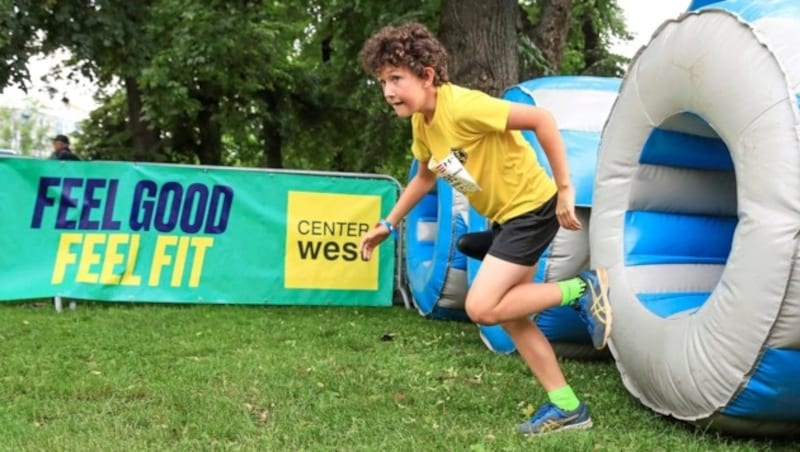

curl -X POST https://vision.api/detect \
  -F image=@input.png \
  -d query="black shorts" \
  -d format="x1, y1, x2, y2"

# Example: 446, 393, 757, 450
486, 195, 560, 266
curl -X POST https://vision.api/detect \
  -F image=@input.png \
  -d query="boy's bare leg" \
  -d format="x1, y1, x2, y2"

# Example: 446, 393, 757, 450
502, 317, 568, 391
465, 258, 566, 390
465, 254, 562, 326
466, 254, 595, 434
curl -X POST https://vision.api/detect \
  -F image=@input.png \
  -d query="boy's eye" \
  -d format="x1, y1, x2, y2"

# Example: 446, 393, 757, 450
391, 75, 401, 82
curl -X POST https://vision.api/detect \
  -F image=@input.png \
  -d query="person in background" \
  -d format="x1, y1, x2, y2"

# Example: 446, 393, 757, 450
50, 134, 81, 161
47, 133, 80, 311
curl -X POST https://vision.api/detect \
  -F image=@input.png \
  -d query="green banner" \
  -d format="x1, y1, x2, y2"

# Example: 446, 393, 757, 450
0, 157, 398, 306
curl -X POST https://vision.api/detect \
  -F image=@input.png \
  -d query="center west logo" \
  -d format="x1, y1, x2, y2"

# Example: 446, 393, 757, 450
284, 191, 381, 290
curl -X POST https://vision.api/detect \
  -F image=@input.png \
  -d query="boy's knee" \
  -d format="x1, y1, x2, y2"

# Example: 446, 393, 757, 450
465, 299, 498, 325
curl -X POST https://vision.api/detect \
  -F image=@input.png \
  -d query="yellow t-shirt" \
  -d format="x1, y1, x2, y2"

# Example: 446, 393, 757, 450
411, 83, 557, 224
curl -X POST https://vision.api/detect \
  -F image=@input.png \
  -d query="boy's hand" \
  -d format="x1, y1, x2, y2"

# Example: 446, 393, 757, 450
359, 225, 391, 260
556, 186, 582, 231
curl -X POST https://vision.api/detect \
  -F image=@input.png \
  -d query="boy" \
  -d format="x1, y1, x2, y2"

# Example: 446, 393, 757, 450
358, 22, 611, 435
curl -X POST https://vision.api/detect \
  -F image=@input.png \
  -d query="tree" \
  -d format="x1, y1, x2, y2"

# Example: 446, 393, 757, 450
5, 0, 631, 178
32, 1, 162, 161
0, 0, 41, 90
567, 0, 630, 76
282, 0, 439, 178
435, 0, 628, 93
521, 0, 630, 78
438, 0, 519, 96
530, 0, 574, 76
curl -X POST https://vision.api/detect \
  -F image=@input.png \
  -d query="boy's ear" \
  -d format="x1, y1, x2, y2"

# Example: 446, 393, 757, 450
423, 67, 436, 86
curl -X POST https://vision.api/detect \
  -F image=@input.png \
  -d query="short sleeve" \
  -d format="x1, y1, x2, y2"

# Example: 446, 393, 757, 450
411, 141, 430, 161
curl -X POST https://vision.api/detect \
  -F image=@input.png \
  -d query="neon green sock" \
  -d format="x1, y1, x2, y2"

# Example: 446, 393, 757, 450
548, 385, 580, 412
557, 277, 586, 306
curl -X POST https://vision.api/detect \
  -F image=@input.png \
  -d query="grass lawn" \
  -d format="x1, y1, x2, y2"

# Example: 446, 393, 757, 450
0, 302, 796, 451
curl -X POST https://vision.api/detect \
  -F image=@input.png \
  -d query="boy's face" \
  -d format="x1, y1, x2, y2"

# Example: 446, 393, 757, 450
377, 65, 434, 118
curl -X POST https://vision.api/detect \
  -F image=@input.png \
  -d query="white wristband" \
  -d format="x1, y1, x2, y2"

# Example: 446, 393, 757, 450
377, 219, 398, 239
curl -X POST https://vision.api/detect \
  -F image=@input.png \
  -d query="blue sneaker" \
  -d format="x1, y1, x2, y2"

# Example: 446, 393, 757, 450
518, 402, 593, 435
574, 268, 612, 350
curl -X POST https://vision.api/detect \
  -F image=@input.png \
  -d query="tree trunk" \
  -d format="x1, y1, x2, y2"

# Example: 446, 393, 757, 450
261, 117, 283, 169
581, 6, 601, 72
169, 122, 196, 162
259, 89, 284, 168
438, 0, 519, 96
194, 81, 223, 166
125, 77, 159, 161
532, 0, 573, 73
196, 105, 222, 166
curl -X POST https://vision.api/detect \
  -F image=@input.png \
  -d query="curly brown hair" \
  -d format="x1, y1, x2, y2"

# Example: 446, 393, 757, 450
359, 22, 449, 86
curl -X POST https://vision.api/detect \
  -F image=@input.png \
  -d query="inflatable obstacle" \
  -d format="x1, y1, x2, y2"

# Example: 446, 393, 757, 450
470, 76, 621, 357
404, 160, 469, 320
592, 0, 800, 436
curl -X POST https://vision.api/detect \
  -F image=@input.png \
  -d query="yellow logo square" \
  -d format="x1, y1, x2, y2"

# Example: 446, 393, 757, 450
285, 191, 381, 290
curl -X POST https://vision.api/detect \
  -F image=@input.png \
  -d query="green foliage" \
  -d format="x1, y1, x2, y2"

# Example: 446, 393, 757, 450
78, 89, 203, 164
140, 2, 299, 128
280, 0, 440, 180
6, 0, 633, 178
0, 0, 45, 89
520, 0, 631, 78
78, 91, 139, 161
563, 0, 632, 76
36, 1, 156, 85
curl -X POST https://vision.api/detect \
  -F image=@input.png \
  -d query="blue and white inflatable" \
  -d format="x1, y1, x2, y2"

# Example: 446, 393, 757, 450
404, 160, 469, 320
592, 0, 800, 436
473, 76, 621, 358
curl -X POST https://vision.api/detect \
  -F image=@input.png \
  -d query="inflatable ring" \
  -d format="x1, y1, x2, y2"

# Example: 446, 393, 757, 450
592, 1, 800, 435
